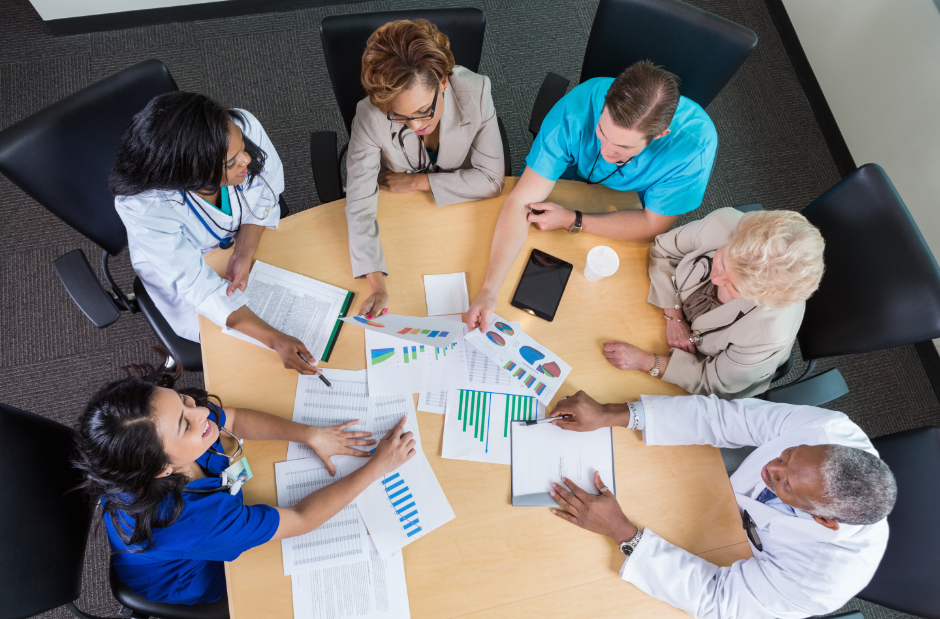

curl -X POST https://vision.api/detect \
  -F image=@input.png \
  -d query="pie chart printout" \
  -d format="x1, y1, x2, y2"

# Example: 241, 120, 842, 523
486, 331, 506, 346
519, 346, 546, 366
494, 322, 514, 336
538, 362, 561, 378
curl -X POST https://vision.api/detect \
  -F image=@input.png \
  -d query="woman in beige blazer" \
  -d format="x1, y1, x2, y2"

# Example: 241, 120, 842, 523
604, 207, 825, 398
344, 19, 506, 316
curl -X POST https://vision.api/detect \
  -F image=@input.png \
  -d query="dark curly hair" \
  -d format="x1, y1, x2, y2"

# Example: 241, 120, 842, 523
108, 91, 267, 197
73, 348, 221, 552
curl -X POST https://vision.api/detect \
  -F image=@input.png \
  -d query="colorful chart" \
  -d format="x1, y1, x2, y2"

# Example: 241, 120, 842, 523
486, 332, 506, 346
534, 382, 546, 395
401, 346, 418, 363
382, 473, 422, 538
513, 368, 525, 379
519, 346, 546, 365
397, 327, 450, 338
456, 390, 536, 440
494, 322, 515, 336
371, 348, 395, 365
354, 316, 385, 328
538, 362, 561, 378
524, 376, 536, 387
503, 361, 517, 371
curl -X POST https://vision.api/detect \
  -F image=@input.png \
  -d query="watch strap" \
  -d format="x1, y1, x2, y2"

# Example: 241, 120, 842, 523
568, 210, 583, 233
619, 528, 644, 556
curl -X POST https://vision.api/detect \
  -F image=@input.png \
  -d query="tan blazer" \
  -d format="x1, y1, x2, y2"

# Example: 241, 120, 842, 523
647, 208, 804, 398
344, 66, 506, 278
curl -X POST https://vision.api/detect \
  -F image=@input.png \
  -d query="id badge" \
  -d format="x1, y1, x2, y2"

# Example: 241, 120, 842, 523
221, 457, 253, 496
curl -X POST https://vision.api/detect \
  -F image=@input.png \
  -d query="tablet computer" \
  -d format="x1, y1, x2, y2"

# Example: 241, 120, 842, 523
510, 249, 573, 322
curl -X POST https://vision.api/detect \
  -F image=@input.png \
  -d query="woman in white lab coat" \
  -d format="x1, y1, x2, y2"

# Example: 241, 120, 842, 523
110, 92, 318, 374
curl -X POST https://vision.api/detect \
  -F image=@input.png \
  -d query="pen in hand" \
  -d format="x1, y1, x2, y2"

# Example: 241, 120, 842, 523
521, 415, 571, 426
297, 352, 332, 389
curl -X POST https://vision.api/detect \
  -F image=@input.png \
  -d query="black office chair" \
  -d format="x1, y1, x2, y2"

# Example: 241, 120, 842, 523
759, 164, 940, 406
311, 8, 512, 204
0, 59, 289, 373
529, 0, 759, 137
856, 426, 940, 618
0, 402, 228, 619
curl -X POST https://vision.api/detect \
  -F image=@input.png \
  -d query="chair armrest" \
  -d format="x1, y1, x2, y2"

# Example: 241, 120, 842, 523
310, 131, 345, 204
734, 203, 764, 213
763, 367, 848, 406
528, 73, 570, 138
497, 116, 512, 176
52, 249, 122, 328
133, 277, 203, 373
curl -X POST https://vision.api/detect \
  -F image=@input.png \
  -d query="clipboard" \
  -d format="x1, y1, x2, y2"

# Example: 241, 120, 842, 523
509, 420, 616, 507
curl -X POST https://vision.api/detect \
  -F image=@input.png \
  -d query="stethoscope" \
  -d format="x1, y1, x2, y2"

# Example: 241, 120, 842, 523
394, 126, 432, 174
585, 149, 630, 185
182, 425, 246, 495
671, 254, 755, 345
181, 174, 275, 250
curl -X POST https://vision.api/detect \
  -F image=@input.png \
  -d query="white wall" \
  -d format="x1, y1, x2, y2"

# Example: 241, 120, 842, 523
782, 0, 940, 261
30, 0, 226, 20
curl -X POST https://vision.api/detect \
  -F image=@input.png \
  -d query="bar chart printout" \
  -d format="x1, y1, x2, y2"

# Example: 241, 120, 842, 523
441, 388, 544, 465
339, 451, 455, 557
275, 458, 370, 575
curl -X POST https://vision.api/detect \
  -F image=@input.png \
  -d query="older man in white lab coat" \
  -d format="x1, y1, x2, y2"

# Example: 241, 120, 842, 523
546, 393, 897, 619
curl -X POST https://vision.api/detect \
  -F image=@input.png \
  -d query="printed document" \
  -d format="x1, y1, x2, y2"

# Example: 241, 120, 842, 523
510, 421, 614, 507
341, 314, 461, 347
223, 261, 353, 361
423, 272, 470, 316
275, 457, 369, 575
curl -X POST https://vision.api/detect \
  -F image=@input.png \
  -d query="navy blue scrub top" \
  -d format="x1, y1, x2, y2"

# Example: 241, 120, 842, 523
104, 404, 280, 605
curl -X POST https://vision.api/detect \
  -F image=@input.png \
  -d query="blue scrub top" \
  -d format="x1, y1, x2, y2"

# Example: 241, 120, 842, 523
105, 405, 280, 605
525, 78, 718, 216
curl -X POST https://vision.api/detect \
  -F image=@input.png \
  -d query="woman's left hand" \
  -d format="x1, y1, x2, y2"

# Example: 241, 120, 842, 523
224, 250, 253, 296
304, 420, 376, 476
378, 171, 430, 193
603, 341, 654, 372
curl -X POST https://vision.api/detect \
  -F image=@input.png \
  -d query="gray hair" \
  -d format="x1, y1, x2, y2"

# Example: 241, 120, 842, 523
808, 445, 897, 525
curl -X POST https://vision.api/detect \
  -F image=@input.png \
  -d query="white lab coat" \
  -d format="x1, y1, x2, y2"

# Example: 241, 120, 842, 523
115, 110, 283, 342
620, 395, 889, 618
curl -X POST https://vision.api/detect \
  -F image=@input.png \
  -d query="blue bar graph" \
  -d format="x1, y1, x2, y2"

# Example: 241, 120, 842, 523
382, 472, 422, 538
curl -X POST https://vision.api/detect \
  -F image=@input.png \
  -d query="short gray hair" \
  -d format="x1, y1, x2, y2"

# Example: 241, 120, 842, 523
808, 445, 897, 525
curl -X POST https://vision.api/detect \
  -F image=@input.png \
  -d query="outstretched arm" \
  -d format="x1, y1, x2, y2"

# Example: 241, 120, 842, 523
466, 167, 556, 332
527, 202, 677, 242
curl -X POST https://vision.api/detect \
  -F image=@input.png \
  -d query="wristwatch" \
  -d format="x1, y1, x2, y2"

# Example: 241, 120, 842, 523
650, 353, 660, 377
619, 528, 644, 556
567, 210, 583, 234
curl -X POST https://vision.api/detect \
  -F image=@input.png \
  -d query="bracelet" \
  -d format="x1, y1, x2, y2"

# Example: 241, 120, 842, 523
626, 401, 639, 430
663, 314, 685, 323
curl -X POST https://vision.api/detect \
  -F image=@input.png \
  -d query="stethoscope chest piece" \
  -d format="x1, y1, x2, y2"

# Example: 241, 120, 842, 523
218, 237, 235, 250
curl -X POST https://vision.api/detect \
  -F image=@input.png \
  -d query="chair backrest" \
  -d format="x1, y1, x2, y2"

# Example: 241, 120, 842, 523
0, 403, 94, 619
798, 164, 940, 360
580, 0, 757, 108
320, 8, 486, 137
859, 426, 940, 618
0, 59, 178, 255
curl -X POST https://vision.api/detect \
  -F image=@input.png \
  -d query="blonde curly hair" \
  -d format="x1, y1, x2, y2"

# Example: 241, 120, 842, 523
724, 210, 825, 308
361, 19, 455, 113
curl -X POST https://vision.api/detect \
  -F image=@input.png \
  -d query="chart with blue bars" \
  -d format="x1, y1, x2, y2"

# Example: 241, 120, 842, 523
382, 472, 422, 538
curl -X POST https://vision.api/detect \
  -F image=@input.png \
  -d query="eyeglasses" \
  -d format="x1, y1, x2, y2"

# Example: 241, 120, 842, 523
386, 87, 439, 123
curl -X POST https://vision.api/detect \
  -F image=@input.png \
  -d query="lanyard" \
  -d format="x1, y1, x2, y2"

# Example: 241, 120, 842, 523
585, 149, 629, 185
672, 255, 713, 309
182, 188, 242, 250
690, 307, 756, 345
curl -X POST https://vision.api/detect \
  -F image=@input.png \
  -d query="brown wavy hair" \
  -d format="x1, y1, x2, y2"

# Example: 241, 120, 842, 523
361, 19, 456, 112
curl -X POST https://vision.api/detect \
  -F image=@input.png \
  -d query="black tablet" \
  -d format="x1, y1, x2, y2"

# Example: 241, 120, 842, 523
510, 249, 573, 322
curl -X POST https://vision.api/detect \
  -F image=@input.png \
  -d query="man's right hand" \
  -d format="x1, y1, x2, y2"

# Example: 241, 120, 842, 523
368, 417, 416, 477
466, 292, 496, 332
548, 391, 622, 432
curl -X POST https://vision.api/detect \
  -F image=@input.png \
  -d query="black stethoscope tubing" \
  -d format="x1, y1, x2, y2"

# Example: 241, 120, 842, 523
585, 149, 629, 185
395, 126, 431, 173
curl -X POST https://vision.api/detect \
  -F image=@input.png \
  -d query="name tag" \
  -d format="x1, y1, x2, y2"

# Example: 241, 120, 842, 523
221, 457, 253, 496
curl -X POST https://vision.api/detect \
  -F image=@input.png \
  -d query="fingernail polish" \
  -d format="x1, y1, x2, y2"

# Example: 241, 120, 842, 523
382, 308, 388, 315
367, 314, 373, 319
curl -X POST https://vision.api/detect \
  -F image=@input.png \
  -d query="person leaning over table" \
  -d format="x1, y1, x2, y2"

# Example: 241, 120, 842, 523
110, 92, 320, 376
545, 391, 897, 619
466, 60, 718, 332
345, 18, 506, 318
74, 349, 416, 605
603, 207, 825, 399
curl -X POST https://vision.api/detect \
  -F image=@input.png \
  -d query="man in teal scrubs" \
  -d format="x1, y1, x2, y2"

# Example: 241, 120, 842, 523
468, 61, 718, 332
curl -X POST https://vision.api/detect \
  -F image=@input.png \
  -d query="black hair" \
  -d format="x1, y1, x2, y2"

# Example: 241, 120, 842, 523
108, 91, 267, 197
73, 348, 220, 552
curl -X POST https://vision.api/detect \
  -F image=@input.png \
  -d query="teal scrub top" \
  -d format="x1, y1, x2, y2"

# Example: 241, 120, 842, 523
105, 405, 280, 605
525, 78, 718, 216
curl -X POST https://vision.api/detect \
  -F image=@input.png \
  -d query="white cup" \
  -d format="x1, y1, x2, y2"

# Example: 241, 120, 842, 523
584, 245, 620, 282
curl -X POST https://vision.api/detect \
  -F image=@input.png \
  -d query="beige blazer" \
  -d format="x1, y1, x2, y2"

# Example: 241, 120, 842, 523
647, 208, 804, 398
344, 66, 506, 278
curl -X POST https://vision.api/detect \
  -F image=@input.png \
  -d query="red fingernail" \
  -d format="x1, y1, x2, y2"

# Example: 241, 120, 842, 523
382, 308, 388, 315
367, 314, 373, 319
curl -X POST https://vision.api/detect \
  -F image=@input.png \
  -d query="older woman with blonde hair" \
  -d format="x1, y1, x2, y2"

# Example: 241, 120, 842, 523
604, 207, 825, 398
344, 18, 506, 317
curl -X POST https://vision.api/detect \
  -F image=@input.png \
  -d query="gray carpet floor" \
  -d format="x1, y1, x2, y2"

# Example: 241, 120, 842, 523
0, 0, 935, 617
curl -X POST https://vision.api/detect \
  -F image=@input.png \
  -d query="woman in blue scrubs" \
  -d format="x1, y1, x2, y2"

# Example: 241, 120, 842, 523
74, 352, 416, 605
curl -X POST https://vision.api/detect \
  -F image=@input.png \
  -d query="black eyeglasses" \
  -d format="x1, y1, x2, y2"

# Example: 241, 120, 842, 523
386, 87, 439, 123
